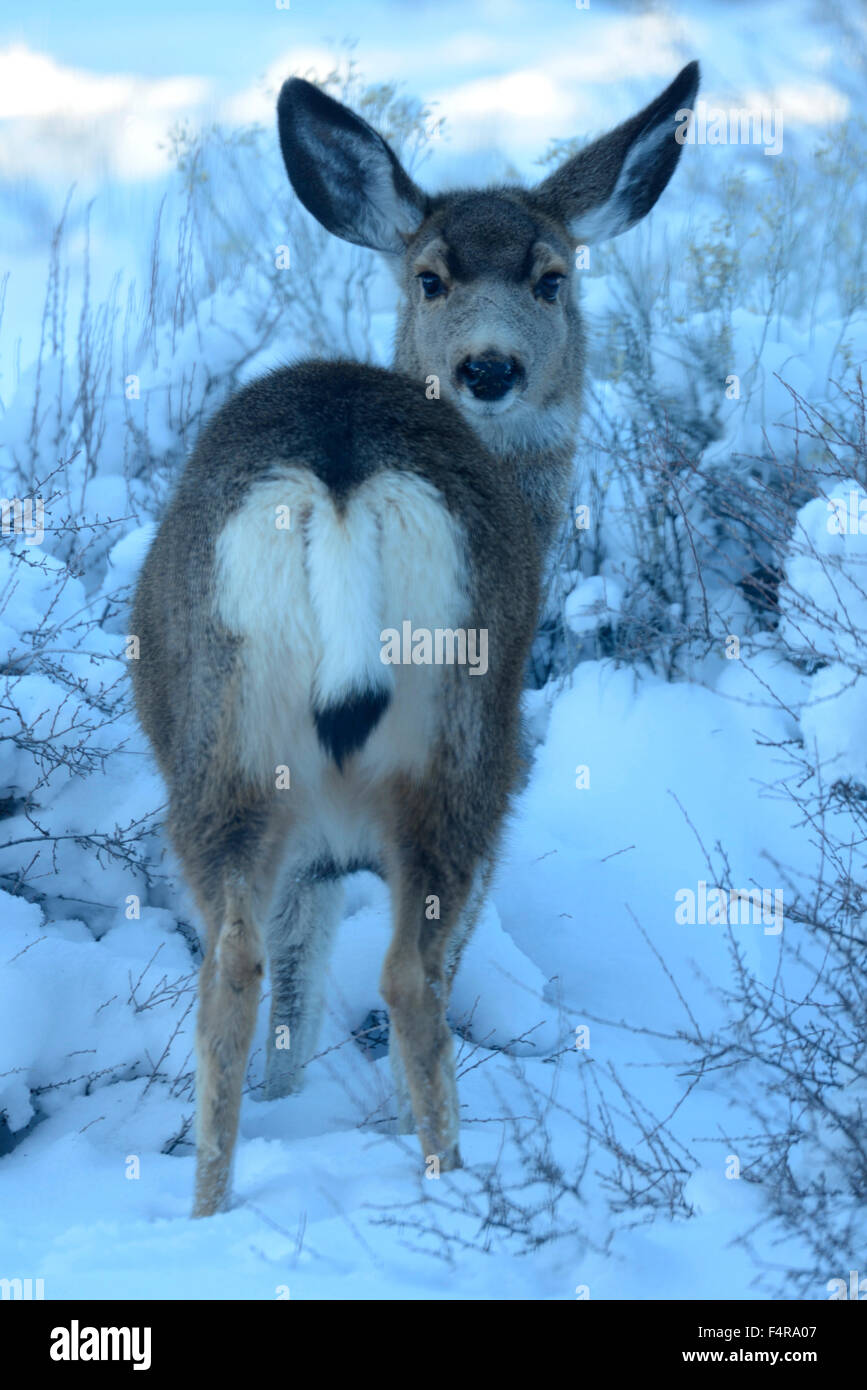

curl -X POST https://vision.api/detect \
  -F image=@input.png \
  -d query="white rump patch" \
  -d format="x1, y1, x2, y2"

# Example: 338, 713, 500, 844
214, 466, 469, 786
304, 493, 388, 706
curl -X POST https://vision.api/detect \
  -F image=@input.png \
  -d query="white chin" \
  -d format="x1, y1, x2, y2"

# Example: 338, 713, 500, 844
458, 395, 518, 418
457, 396, 579, 455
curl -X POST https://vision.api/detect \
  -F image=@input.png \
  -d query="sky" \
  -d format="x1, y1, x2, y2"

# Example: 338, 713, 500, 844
0, 0, 859, 187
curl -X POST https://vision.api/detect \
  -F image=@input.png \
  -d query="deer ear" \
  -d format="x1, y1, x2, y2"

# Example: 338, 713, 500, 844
532, 61, 699, 245
277, 78, 428, 255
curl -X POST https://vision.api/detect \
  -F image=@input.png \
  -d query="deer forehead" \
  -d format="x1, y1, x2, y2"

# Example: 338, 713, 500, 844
408, 192, 572, 283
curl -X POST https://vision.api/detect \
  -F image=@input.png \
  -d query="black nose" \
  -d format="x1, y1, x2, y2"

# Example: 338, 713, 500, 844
457, 356, 524, 402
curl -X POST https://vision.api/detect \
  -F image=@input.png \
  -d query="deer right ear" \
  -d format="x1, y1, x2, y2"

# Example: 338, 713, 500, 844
533, 61, 700, 245
277, 79, 428, 255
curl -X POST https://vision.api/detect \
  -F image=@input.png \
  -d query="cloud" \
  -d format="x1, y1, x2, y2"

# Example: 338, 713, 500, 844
0, 45, 209, 181
431, 67, 577, 147
425, 13, 694, 157
222, 47, 340, 127
762, 81, 850, 125
221, 7, 689, 152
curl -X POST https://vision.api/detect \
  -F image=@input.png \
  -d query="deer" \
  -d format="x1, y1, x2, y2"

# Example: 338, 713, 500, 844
131, 60, 699, 1216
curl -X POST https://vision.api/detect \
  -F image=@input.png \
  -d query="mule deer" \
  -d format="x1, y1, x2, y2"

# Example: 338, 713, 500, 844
131, 61, 699, 1216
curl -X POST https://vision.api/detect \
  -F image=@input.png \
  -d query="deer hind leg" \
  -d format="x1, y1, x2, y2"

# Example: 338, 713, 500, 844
444, 854, 496, 991
264, 871, 344, 1100
387, 854, 494, 1136
388, 1026, 415, 1136
381, 828, 477, 1172
178, 801, 286, 1219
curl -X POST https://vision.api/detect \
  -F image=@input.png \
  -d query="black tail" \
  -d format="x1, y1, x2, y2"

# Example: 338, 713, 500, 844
313, 688, 391, 770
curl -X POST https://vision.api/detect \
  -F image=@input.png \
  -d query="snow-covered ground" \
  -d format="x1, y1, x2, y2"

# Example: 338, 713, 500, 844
1, 0, 866, 1299
0, 659, 816, 1299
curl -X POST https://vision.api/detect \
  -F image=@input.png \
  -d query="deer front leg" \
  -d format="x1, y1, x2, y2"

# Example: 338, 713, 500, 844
264, 873, 343, 1100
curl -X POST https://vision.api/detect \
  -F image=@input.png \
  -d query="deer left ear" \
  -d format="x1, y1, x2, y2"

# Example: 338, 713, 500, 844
532, 61, 699, 245
277, 78, 428, 255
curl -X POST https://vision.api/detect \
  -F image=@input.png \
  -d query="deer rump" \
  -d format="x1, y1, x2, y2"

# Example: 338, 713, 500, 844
214, 424, 471, 787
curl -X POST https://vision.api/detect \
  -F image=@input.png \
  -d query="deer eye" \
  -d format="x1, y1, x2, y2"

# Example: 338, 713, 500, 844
419, 272, 446, 299
535, 272, 564, 302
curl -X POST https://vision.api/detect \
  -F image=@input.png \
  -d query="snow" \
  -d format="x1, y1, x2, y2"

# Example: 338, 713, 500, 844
1, 0, 866, 1302
0, 645, 838, 1297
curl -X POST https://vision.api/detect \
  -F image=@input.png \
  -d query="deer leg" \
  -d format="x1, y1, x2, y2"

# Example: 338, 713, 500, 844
386, 855, 492, 1135
381, 845, 475, 1172
177, 801, 286, 1219
387, 1025, 415, 1135
444, 854, 495, 991
264, 871, 344, 1100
